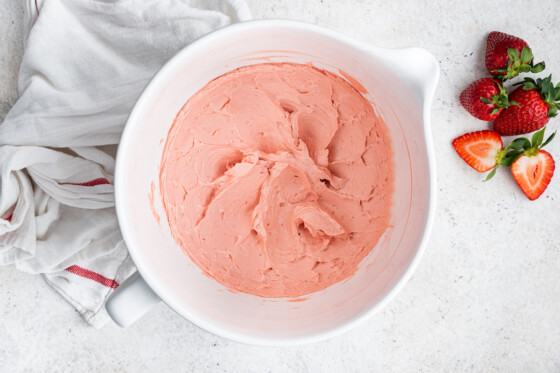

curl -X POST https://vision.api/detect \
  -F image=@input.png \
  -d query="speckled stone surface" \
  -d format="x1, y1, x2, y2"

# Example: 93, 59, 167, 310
1, 0, 559, 371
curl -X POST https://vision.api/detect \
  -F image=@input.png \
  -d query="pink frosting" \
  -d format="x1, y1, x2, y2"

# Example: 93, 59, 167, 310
160, 63, 393, 298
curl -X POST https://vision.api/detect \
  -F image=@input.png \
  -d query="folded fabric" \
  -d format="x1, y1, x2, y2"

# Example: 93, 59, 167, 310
0, 0, 251, 327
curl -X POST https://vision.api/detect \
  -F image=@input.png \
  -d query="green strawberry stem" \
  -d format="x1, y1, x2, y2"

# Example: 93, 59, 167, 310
492, 46, 546, 81
484, 126, 556, 181
479, 82, 518, 113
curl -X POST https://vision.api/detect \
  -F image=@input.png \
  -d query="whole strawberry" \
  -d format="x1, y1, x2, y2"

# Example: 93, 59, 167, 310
460, 78, 515, 120
485, 31, 545, 81
493, 75, 560, 136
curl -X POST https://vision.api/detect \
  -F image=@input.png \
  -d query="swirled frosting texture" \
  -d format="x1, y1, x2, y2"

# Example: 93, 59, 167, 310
160, 63, 393, 297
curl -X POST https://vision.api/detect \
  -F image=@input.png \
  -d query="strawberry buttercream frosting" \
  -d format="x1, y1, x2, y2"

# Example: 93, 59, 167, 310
160, 63, 393, 297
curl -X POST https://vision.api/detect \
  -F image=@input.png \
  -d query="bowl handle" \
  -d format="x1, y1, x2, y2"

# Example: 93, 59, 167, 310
105, 272, 161, 327
381, 47, 440, 110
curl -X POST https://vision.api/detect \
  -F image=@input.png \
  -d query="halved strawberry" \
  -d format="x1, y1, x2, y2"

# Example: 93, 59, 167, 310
504, 127, 557, 200
511, 150, 555, 200
452, 130, 503, 172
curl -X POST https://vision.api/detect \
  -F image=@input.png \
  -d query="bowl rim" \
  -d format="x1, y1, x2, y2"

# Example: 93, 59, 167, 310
114, 18, 438, 346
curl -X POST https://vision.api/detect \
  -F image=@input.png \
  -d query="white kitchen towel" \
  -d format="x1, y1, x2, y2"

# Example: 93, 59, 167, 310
0, 0, 251, 328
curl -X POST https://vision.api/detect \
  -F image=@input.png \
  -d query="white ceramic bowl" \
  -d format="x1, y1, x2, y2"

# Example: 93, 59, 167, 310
107, 19, 439, 346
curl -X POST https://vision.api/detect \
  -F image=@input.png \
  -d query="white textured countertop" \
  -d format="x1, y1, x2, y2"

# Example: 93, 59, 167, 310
1, 0, 559, 371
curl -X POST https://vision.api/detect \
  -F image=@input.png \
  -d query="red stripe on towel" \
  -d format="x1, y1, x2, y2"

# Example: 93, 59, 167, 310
65, 265, 120, 289
61, 178, 111, 187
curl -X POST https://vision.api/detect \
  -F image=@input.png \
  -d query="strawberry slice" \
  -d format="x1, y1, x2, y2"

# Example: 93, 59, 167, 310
511, 150, 555, 200
452, 130, 503, 172
503, 127, 557, 200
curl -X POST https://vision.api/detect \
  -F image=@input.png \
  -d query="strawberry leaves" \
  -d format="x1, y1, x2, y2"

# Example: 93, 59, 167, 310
492, 46, 545, 81
479, 82, 518, 114
484, 166, 499, 181
531, 127, 546, 148
541, 130, 556, 147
